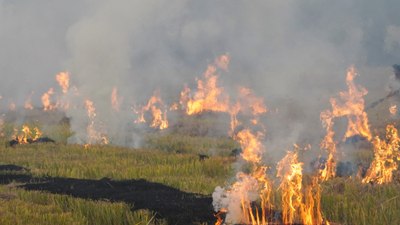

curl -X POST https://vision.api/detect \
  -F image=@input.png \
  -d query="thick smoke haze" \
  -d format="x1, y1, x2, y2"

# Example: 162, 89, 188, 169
1, 0, 400, 148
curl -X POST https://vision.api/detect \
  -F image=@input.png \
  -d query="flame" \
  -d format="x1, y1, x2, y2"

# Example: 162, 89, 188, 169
214, 209, 227, 225
179, 84, 191, 110
12, 125, 43, 144
134, 93, 169, 130
42, 88, 55, 111
228, 87, 268, 135
185, 55, 230, 115
237, 87, 268, 116
85, 99, 108, 145
277, 151, 303, 224
111, 87, 121, 111
390, 104, 397, 116
215, 128, 273, 225
56, 72, 70, 94
234, 129, 264, 164
277, 151, 324, 225
362, 124, 400, 184
320, 66, 371, 181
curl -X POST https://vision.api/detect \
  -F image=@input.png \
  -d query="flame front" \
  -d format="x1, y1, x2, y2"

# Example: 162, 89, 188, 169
134, 93, 169, 130
277, 151, 324, 225
320, 67, 371, 181
12, 125, 43, 144
185, 55, 230, 115
362, 124, 400, 184
235, 129, 264, 164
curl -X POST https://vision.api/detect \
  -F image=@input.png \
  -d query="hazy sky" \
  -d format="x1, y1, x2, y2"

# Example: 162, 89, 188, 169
1, 0, 400, 145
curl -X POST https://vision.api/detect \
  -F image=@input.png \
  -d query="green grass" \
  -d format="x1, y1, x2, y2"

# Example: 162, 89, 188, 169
144, 133, 238, 155
322, 178, 400, 225
0, 144, 232, 195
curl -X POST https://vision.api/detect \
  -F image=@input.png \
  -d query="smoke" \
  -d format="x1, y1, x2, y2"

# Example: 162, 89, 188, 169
1, 0, 400, 146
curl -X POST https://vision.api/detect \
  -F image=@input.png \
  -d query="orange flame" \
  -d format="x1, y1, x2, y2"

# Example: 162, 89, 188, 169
217, 128, 273, 225
185, 55, 230, 115
42, 88, 55, 111
134, 93, 169, 130
277, 151, 303, 224
362, 124, 400, 184
85, 99, 108, 145
12, 125, 43, 144
320, 66, 371, 181
234, 129, 264, 164
56, 72, 70, 94
277, 151, 324, 225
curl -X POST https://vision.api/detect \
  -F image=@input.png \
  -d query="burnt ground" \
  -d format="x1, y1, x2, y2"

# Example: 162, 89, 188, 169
0, 164, 214, 225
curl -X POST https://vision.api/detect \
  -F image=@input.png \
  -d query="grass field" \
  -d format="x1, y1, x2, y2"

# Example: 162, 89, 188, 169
0, 117, 400, 224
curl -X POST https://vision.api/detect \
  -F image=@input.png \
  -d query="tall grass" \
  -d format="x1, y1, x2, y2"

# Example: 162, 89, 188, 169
0, 144, 233, 194
322, 178, 400, 225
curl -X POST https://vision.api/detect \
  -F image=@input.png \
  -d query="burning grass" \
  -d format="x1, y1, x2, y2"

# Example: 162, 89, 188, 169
0, 142, 400, 224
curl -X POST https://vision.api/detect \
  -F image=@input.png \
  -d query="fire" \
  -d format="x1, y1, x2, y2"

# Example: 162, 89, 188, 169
56, 72, 70, 94
42, 88, 55, 111
362, 124, 400, 184
12, 125, 43, 144
237, 87, 268, 116
235, 129, 264, 164
185, 55, 230, 115
134, 93, 169, 130
111, 87, 121, 111
85, 99, 108, 145
389, 104, 397, 116
214, 209, 226, 225
277, 151, 324, 225
277, 151, 303, 225
320, 67, 371, 181
180, 55, 267, 137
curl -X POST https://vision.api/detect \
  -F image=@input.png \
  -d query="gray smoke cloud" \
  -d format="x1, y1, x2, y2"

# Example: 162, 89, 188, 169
1, 0, 400, 147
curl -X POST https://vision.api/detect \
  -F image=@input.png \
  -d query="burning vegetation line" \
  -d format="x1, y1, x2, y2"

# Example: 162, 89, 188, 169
319, 66, 372, 181
362, 124, 400, 184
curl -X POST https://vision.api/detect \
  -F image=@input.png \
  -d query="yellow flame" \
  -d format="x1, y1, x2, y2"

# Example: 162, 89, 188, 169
134, 93, 169, 130
13, 125, 43, 144
320, 66, 371, 181
362, 124, 400, 184
234, 129, 264, 164
277, 151, 324, 225
185, 55, 231, 115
